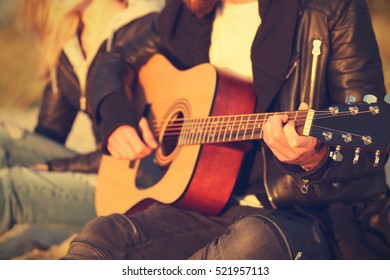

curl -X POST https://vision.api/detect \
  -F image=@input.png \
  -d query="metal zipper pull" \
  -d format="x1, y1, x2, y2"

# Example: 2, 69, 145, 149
299, 179, 310, 194
78, 64, 88, 111
312, 39, 322, 56
295, 252, 303, 260
308, 39, 322, 106
80, 95, 87, 111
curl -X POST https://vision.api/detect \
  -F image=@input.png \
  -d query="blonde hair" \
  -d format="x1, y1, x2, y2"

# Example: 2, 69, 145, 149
18, 0, 80, 78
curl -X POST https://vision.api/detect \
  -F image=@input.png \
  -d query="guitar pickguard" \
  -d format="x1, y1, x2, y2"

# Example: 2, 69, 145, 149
135, 151, 168, 189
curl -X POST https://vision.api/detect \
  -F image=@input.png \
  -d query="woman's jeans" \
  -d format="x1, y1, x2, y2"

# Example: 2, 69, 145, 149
0, 122, 96, 259
63, 203, 333, 260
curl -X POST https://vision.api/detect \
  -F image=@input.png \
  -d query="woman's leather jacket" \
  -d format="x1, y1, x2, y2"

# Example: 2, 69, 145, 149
34, 12, 161, 173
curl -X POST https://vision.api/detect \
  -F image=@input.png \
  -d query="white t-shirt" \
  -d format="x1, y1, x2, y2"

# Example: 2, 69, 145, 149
209, 1, 261, 80
209, 1, 263, 207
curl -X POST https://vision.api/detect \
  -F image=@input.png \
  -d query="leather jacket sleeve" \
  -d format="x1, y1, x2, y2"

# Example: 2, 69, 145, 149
34, 80, 78, 144
87, 13, 162, 153
47, 150, 102, 173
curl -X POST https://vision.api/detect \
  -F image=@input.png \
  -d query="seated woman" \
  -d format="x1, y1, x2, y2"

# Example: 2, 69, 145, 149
0, 0, 162, 259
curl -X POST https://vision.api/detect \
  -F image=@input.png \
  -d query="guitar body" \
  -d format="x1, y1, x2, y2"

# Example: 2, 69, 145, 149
95, 54, 257, 216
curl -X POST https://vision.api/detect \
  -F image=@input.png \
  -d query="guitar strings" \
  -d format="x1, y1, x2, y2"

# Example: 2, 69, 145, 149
152, 110, 372, 131
145, 109, 382, 148
152, 110, 374, 138
155, 125, 376, 148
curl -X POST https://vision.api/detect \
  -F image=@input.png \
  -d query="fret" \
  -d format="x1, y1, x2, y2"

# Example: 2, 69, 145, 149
259, 113, 269, 139
188, 119, 199, 145
223, 116, 231, 142
202, 117, 210, 144
235, 115, 244, 141
211, 117, 219, 143
294, 110, 299, 122
217, 116, 224, 143
243, 115, 250, 140
189, 118, 197, 145
251, 114, 259, 139
203, 117, 210, 144
183, 119, 190, 145
178, 120, 185, 145
196, 118, 204, 144
229, 116, 237, 141
208, 117, 215, 143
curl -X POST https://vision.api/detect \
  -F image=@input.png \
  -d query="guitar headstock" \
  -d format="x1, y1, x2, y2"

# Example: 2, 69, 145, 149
307, 94, 390, 166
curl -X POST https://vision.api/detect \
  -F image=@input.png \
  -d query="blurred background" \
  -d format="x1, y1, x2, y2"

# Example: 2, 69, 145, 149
0, 0, 389, 179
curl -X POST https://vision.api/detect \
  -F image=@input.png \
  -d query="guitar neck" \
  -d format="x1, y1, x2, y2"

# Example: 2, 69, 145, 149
173, 110, 312, 146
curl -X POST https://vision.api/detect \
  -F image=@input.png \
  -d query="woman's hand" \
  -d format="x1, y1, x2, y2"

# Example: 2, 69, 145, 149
263, 103, 327, 171
107, 117, 158, 160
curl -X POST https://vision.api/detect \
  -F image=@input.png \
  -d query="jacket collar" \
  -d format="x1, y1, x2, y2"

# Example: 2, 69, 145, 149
62, 0, 162, 93
252, 0, 299, 112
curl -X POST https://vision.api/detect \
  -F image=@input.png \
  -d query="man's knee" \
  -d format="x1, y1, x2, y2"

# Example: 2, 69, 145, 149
189, 214, 291, 260
216, 215, 291, 259
64, 214, 140, 260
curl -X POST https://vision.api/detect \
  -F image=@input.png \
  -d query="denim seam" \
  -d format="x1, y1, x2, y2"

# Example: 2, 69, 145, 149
70, 239, 114, 259
251, 214, 294, 260
119, 214, 143, 243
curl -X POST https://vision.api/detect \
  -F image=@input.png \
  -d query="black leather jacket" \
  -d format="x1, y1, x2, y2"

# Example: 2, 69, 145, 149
34, 13, 160, 173
93, 0, 388, 205
260, 0, 389, 207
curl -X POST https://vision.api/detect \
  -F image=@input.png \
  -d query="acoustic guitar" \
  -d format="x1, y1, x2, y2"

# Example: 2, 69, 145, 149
95, 54, 390, 216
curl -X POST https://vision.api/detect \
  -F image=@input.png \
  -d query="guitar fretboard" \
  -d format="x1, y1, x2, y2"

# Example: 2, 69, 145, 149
175, 111, 310, 146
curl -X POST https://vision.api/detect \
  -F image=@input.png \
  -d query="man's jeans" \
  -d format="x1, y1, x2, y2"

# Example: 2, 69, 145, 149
0, 122, 96, 259
63, 203, 333, 260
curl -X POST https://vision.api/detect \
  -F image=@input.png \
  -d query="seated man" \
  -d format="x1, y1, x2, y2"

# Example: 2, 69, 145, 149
63, 0, 390, 259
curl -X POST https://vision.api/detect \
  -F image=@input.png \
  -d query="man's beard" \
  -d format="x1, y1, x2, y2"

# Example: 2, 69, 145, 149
182, 0, 220, 17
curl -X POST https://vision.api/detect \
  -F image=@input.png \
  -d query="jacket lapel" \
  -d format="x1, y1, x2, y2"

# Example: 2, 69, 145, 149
252, 0, 299, 112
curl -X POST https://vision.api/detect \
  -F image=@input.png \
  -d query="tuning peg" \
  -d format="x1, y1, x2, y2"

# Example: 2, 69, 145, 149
384, 95, 390, 104
369, 105, 379, 115
373, 150, 381, 167
363, 94, 378, 104
362, 135, 372, 146
330, 145, 343, 162
353, 148, 360, 164
322, 131, 332, 141
329, 106, 339, 115
349, 106, 359, 115
345, 95, 356, 104
342, 133, 352, 143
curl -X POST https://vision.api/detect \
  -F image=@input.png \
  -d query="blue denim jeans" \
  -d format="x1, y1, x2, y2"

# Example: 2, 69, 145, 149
62, 203, 333, 260
0, 122, 96, 259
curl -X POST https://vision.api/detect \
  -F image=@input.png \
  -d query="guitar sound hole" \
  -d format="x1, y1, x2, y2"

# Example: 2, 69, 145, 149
160, 112, 183, 157
135, 111, 184, 190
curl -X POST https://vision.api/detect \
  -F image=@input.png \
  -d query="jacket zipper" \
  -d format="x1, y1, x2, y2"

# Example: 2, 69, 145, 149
59, 63, 87, 111
296, 39, 323, 193
59, 63, 79, 88
285, 56, 299, 80
78, 65, 88, 111
308, 39, 322, 107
